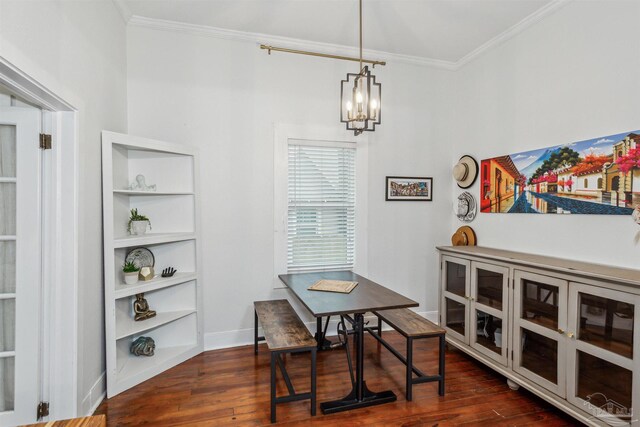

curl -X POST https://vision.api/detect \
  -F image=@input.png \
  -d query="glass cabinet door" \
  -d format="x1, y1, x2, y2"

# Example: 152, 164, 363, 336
469, 261, 510, 365
566, 282, 638, 425
440, 256, 470, 344
513, 270, 568, 398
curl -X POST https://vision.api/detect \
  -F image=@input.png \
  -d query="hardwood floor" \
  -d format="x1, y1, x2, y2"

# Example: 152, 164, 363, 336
95, 332, 582, 426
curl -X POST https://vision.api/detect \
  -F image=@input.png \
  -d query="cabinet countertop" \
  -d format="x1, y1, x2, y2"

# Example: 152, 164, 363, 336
437, 245, 640, 288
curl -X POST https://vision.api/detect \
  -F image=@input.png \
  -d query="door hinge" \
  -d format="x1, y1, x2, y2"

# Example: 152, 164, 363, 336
39, 133, 52, 150
37, 401, 49, 419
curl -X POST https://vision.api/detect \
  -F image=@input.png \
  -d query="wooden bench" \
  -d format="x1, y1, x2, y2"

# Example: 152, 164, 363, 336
368, 308, 445, 400
254, 300, 317, 423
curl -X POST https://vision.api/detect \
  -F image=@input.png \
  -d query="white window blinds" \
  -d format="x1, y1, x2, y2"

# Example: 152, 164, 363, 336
287, 141, 356, 272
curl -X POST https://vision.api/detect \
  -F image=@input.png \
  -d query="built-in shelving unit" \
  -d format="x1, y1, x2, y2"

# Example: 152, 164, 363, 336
102, 131, 203, 397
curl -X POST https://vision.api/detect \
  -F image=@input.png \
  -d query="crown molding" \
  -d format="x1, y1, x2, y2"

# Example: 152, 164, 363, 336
456, 0, 572, 68
128, 15, 458, 70
112, 0, 133, 24
128, 0, 572, 71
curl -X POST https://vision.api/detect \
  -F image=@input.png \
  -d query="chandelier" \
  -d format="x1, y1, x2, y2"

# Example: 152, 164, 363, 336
340, 0, 382, 135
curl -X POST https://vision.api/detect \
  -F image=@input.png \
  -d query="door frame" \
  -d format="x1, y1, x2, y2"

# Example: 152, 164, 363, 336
0, 55, 79, 420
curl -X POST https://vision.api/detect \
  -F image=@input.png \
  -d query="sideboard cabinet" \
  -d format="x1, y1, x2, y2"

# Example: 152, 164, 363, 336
438, 246, 640, 427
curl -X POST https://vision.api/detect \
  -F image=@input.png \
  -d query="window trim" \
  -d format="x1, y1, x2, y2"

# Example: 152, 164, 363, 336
273, 124, 368, 288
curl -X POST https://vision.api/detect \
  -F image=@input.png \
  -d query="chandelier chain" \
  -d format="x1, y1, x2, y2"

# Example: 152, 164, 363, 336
359, 0, 363, 72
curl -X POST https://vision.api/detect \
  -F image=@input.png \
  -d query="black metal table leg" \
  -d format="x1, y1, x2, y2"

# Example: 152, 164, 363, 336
315, 316, 335, 351
254, 310, 259, 355
320, 312, 397, 414
438, 334, 445, 396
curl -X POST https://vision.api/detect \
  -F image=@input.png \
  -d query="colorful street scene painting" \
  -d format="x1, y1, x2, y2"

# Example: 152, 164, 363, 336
480, 131, 640, 214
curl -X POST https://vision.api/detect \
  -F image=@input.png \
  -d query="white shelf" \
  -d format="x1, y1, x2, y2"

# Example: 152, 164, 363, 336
115, 309, 195, 340
102, 131, 203, 398
114, 190, 194, 196
113, 232, 195, 248
114, 272, 197, 299
115, 344, 199, 383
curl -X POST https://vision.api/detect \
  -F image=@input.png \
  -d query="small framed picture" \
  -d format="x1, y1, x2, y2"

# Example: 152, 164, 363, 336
386, 176, 433, 201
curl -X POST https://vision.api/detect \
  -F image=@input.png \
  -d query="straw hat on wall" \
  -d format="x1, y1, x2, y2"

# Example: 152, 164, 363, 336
451, 226, 477, 246
452, 155, 479, 189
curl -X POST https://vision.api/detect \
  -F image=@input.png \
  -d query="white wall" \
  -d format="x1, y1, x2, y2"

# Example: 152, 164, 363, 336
126, 25, 454, 347
5, 0, 636, 414
366, 62, 453, 314
0, 0, 128, 416
450, 0, 640, 268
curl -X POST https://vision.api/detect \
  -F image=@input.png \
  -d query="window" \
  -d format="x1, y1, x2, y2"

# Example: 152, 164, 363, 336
286, 141, 356, 272
584, 178, 588, 188
597, 178, 603, 189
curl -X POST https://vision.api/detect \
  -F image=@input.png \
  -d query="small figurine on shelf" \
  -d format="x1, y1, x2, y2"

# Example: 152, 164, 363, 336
130, 336, 155, 356
128, 174, 156, 192
139, 266, 155, 281
122, 261, 140, 285
133, 293, 156, 321
127, 208, 152, 235
161, 267, 177, 277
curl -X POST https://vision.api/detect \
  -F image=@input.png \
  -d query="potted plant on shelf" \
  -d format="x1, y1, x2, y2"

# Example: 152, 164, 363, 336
128, 208, 152, 235
123, 261, 140, 285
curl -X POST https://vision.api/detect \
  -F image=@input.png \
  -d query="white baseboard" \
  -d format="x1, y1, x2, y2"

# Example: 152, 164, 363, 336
81, 372, 106, 416
205, 311, 439, 351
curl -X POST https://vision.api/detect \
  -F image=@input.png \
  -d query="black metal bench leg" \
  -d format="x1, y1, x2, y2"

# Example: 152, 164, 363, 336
406, 337, 413, 401
438, 334, 445, 396
254, 310, 259, 355
311, 348, 317, 416
270, 352, 276, 423
378, 317, 382, 337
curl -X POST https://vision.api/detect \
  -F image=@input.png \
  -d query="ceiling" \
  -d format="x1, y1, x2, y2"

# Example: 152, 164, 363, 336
123, 0, 555, 63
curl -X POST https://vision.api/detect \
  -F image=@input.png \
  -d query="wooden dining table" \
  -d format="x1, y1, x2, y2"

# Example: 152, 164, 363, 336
278, 270, 418, 414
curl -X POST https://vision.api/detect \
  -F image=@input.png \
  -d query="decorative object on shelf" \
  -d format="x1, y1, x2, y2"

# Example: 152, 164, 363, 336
130, 336, 155, 357
339, 0, 382, 136
453, 155, 479, 189
451, 226, 477, 246
128, 208, 152, 235
456, 192, 477, 222
139, 266, 154, 281
161, 267, 176, 277
122, 261, 140, 285
133, 293, 156, 321
494, 328, 502, 348
128, 174, 156, 192
633, 206, 640, 224
385, 176, 432, 201
480, 129, 639, 215
125, 247, 155, 269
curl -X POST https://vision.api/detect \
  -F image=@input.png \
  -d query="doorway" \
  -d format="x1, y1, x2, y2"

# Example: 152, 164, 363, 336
0, 56, 78, 424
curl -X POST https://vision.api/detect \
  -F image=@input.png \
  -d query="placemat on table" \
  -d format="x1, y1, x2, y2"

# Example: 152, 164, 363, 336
308, 279, 358, 294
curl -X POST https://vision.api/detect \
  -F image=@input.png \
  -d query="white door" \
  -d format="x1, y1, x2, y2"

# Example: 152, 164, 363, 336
0, 107, 41, 426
